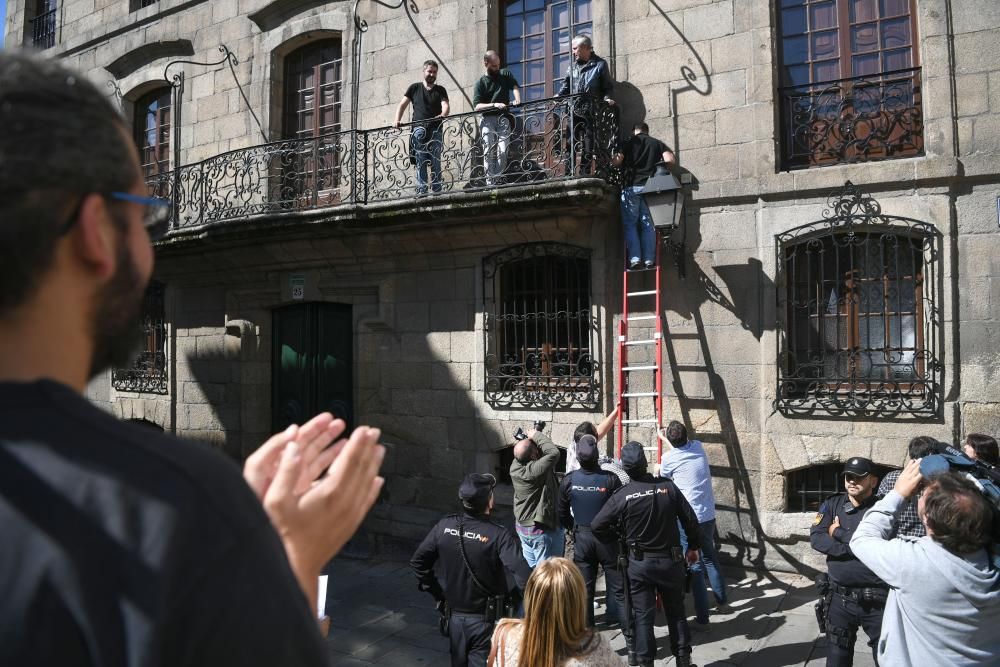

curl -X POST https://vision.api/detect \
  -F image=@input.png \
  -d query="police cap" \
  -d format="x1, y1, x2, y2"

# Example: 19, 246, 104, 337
576, 434, 599, 466
621, 441, 647, 472
842, 457, 875, 478
458, 473, 496, 505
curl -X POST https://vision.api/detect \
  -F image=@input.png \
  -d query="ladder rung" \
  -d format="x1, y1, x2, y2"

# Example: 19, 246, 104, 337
622, 392, 658, 397
625, 339, 657, 346
623, 365, 659, 371
622, 418, 659, 424
627, 315, 657, 321
627, 290, 657, 297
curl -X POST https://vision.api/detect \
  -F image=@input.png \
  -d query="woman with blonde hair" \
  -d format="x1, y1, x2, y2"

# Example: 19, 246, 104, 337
488, 557, 623, 666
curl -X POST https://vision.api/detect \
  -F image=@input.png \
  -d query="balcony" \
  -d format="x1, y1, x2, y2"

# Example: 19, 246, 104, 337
146, 94, 620, 234
29, 7, 58, 49
779, 67, 923, 171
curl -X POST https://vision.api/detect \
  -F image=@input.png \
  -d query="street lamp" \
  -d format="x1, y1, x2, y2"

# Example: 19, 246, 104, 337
642, 162, 683, 229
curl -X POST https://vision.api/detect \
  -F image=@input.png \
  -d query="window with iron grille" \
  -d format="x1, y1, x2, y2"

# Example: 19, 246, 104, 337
503, 0, 593, 102
776, 0, 923, 169
129, 0, 159, 11
28, 0, 58, 49
483, 243, 599, 409
786, 462, 895, 512
112, 281, 167, 394
776, 183, 940, 418
134, 88, 171, 179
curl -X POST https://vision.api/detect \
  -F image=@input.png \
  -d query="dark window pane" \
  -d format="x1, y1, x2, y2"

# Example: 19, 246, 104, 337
525, 0, 544, 9
575, 22, 592, 39
526, 60, 545, 84
507, 63, 523, 83
506, 38, 523, 63
851, 52, 879, 76
786, 64, 810, 86
813, 59, 840, 82
554, 27, 569, 53
525, 10, 544, 34
525, 84, 545, 100
574, 0, 591, 24
552, 1, 567, 28
812, 30, 839, 59
881, 17, 910, 49
783, 35, 809, 64
526, 34, 545, 58
506, 15, 522, 38
781, 6, 808, 34
553, 54, 569, 80
883, 48, 911, 71
810, 1, 838, 30
851, 23, 878, 52
506, 0, 523, 14
880, 0, 909, 17
781, 0, 805, 6
851, 0, 877, 23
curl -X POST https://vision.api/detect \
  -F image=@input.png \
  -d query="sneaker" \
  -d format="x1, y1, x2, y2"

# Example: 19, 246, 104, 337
628, 258, 641, 270
644, 260, 655, 269
690, 620, 710, 632
715, 602, 733, 614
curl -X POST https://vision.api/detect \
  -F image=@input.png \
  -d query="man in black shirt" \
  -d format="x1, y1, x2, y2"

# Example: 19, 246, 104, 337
393, 59, 450, 194
0, 51, 386, 666
557, 434, 625, 626
593, 442, 699, 667
411, 473, 532, 667
472, 50, 521, 186
810, 457, 887, 667
557, 34, 616, 175
612, 122, 676, 270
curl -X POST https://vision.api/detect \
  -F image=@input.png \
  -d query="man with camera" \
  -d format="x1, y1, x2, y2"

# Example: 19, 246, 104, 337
809, 457, 887, 667
411, 473, 531, 667
851, 459, 1000, 665
592, 441, 700, 667
511, 422, 565, 566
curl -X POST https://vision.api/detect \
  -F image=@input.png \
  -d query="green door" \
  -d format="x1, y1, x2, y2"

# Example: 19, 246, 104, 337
272, 303, 353, 433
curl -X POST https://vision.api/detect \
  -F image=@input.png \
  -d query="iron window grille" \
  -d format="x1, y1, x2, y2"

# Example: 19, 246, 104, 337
775, 182, 940, 418
786, 462, 896, 512
29, 0, 58, 49
483, 242, 599, 409
112, 281, 168, 394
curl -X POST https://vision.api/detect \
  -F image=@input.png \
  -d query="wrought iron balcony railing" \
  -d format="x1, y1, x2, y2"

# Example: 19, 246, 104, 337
146, 94, 619, 232
779, 67, 923, 171
30, 7, 58, 49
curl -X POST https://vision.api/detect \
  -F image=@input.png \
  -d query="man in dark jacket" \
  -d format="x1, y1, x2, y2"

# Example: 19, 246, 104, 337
411, 473, 531, 667
593, 442, 700, 667
809, 457, 887, 667
511, 427, 564, 566
558, 434, 625, 626
557, 34, 616, 175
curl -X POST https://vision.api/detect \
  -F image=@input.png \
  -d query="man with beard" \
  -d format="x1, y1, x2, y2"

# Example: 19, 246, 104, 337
393, 60, 450, 195
810, 457, 888, 667
472, 50, 520, 186
0, 51, 385, 666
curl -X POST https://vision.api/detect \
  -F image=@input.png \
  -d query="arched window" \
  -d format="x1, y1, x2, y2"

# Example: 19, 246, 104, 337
134, 88, 172, 178
776, 184, 939, 418
503, 0, 592, 101
483, 243, 598, 409
283, 39, 343, 141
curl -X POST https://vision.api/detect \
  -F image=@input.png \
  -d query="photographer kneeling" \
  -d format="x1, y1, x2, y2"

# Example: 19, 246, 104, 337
850, 459, 1000, 666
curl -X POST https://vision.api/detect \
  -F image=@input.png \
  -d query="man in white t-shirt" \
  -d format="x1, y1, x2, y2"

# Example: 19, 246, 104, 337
659, 421, 728, 625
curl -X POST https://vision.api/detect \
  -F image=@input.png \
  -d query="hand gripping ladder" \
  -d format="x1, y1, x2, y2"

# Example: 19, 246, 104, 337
615, 233, 664, 469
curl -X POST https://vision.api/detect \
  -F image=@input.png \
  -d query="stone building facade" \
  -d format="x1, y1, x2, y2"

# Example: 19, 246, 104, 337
7, 0, 999, 572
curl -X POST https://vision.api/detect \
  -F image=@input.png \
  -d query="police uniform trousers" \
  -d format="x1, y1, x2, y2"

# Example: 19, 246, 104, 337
825, 593, 884, 667
574, 528, 625, 627
628, 556, 691, 663
448, 612, 494, 667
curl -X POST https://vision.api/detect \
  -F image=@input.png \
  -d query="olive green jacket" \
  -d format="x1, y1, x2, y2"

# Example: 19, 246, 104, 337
510, 432, 560, 529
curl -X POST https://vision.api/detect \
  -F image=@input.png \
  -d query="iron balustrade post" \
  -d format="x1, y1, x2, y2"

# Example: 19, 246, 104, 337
312, 135, 319, 208
363, 129, 369, 204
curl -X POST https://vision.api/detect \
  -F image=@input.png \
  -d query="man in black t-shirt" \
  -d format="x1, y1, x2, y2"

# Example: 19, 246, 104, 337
0, 50, 386, 666
472, 50, 521, 186
612, 122, 676, 269
394, 59, 450, 194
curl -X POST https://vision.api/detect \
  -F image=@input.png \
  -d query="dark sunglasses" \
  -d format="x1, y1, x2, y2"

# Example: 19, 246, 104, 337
844, 473, 869, 483
58, 191, 172, 241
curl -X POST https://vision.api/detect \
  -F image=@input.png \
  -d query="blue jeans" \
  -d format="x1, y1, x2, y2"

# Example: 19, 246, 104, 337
620, 185, 656, 265
678, 518, 727, 624
517, 527, 565, 567
413, 126, 442, 194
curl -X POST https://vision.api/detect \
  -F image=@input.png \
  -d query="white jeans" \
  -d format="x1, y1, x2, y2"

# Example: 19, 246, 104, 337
479, 114, 513, 185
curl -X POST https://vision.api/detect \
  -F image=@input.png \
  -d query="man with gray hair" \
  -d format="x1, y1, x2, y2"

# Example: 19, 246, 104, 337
558, 34, 616, 175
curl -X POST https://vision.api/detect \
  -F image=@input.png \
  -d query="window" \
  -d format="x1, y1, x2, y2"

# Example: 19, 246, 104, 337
503, 0, 592, 101
777, 0, 922, 169
280, 39, 344, 204
776, 183, 939, 418
130, 0, 159, 11
483, 243, 598, 409
785, 463, 893, 512
28, 0, 58, 49
134, 88, 171, 179
112, 281, 167, 394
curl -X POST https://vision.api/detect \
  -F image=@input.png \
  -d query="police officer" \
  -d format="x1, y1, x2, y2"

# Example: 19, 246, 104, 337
810, 457, 888, 667
592, 441, 700, 667
410, 473, 531, 667
557, 434, 625, 627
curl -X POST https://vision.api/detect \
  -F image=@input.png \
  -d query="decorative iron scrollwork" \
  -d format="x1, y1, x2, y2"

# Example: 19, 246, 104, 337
112, 281, 168, 394
774, 182, 940, 418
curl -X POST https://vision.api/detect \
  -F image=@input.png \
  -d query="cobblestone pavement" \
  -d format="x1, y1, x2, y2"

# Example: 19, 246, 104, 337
322, 557, 877, 667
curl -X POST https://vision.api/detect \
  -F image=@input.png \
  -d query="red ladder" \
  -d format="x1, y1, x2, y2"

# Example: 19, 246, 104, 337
615, 232, 665, 469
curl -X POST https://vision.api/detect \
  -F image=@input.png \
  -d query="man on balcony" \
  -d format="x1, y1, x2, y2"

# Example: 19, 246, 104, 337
394, 60, 450, 195
558, 35, 616, 176
612, 123, 675, 269
473, 50, 520, 187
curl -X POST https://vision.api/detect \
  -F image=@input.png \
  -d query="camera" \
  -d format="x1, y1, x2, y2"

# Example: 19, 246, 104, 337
920, 441, 1000, 542
513, 421, 546, 441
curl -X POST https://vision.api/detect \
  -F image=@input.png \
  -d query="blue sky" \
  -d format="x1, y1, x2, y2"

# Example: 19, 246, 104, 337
0, 1, 6, 47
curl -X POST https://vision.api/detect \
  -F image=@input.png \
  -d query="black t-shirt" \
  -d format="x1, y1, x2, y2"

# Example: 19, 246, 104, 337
624, 133, 671, 186
405, 82, 449, 122
0, 380, 329, 666
472, 69, 519, 113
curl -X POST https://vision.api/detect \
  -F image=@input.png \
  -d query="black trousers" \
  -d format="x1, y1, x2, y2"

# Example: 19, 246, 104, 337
574, 529, 625, 627
825, 593, 884, 667
628, 556, 690, 664
449, 612, 494, 667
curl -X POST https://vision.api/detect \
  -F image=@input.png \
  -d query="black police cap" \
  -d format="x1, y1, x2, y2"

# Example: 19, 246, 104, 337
458, 473, 496, 505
